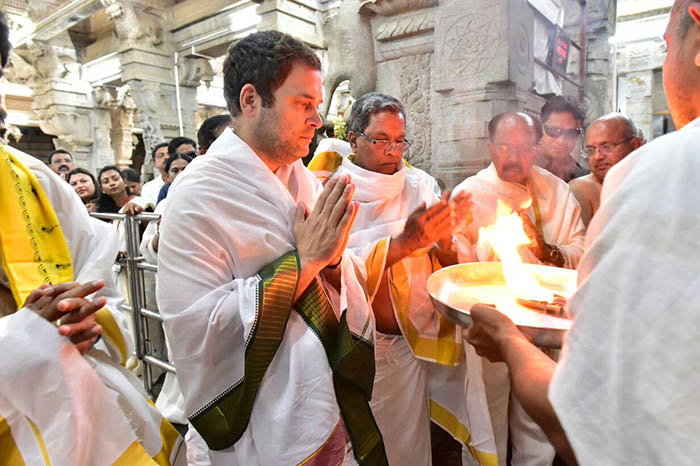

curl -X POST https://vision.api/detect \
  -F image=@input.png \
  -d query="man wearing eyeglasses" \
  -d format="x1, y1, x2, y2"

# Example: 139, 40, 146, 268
569, 114, 643, 226
536, 96, 589, 183
323, 92, 498, 465
452, 112, 585, 466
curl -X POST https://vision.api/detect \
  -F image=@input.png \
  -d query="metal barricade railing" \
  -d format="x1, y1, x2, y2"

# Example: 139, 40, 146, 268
91, 211, 174, 396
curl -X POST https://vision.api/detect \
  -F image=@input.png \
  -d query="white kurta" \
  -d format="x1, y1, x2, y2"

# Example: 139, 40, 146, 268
452, 162, 585, 466
549, 117, 700, 465
140, 175, 165, 207
452, 163, 585, 270
157, 128, 375, 465
0, 147, 183, 465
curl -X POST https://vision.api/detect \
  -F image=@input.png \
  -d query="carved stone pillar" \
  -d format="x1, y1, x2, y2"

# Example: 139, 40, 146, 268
361, 0, 537, 187
92, 86, 118, 171
110, 87, 137, 168
16, 32, 96, 168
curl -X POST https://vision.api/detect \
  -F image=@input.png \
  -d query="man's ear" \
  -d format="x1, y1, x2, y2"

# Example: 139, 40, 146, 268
239, 84, 259, 117
630, 137, 643, 151
690, 4, 700, 67
348, 131, 358, 151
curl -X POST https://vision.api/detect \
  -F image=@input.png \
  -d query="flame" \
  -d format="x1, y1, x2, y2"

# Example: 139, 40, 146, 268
477, 200, 554, 302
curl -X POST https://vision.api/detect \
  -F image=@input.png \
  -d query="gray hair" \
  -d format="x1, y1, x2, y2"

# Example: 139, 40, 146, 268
348, 92, 406, 134
590, 113, 639, 139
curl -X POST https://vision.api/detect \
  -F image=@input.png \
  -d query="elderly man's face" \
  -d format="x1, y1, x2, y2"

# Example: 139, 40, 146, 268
350, 110, 406, 175
489, 117, 539, 185
586, 120, 641, 182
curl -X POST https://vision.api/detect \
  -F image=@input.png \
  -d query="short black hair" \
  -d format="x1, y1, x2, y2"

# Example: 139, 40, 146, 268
151, 142, 168, 160
223, 30, 321, 118
348, 92, 406, 135
122, 167, 141, 183
48, 149, 73, 164
540, 95, 586, 126
164, 152, 194, 174
167, 137, 197, 156
197, 114, 232, 152
488, 112, 543, 143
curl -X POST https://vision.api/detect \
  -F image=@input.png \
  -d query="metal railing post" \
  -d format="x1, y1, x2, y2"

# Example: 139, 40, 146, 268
123, 214, 152, 394
89, 212, 177, 398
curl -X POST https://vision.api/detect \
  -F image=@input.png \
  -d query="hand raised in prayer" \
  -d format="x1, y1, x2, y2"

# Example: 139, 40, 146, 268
464, 304, 523, 362
23, 280, 106, 354
396, 190, 466, 253
294, 175, 358, 276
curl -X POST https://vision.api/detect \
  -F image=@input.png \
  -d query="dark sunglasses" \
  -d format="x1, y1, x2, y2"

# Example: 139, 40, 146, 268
544, 125, 582, 139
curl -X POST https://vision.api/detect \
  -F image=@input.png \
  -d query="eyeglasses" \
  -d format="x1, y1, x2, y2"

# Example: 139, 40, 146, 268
357, 132, 412, 154
494, 143, 539, 156
584, 136, 635, 157
544, 125, 583, 139
175, 151, 197, 158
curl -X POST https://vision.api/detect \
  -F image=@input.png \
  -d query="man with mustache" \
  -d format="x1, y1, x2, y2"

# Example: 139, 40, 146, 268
464, 1, 700, 464
569, 114, 643, 226
311, 92, 496, 465
451, 112, 585, 466
47, 149, 75, 181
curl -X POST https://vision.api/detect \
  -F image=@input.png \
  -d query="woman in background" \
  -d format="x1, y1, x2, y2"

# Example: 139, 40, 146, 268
67, 167, 98, 212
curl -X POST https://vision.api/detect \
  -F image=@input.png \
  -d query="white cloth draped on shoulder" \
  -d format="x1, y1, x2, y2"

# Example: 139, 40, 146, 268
452, 163, 585, 269
550, 117, 700, 465
0, 146, 184, 466
334, 158, 498, 466
157, 128, 382, 466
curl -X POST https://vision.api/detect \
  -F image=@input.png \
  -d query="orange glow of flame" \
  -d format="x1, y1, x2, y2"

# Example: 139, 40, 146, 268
477, 200, 554, 302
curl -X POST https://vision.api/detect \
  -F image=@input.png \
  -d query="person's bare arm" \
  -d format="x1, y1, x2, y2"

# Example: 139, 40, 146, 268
466, 305, 578, 465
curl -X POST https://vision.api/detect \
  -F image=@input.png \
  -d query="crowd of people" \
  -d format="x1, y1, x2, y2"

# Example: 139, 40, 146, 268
2, 0, 700, 465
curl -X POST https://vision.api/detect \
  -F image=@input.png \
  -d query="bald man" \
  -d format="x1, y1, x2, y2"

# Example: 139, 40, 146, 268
570, 114, 643, 226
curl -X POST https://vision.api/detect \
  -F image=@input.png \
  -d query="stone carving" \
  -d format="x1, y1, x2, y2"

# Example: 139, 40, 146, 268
375, 12, 435, 42
101, 0, 163, 48
441, 14, 500, 77
178, 56, 215, 88
321, 0, 377, 120
513, 22, 530, 77
360, 0, 438, 16
400, 53, 431, 169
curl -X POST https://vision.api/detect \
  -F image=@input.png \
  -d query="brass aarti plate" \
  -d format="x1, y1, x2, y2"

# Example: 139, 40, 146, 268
428, 262, 577, 348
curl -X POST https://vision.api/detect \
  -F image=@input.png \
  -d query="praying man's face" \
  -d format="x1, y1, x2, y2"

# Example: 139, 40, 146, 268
351, 110, 406, 176
255, 62, 323, 166
488, 116, 539, 186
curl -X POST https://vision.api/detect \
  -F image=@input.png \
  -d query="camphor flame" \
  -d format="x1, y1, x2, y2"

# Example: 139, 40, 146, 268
477, 200, 554, 302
